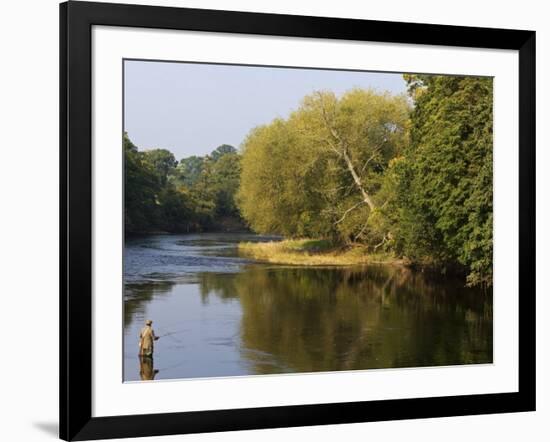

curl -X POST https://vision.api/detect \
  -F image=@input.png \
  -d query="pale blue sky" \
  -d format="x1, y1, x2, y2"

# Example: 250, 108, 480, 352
124, 60, 407, 159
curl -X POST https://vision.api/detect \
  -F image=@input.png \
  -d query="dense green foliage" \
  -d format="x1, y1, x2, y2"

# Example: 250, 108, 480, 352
237, 89, 410, 242
142, 149, 177, 186
389, 75, 493, 286
237, 80, 493, 286
124, 133, 242, 234
171, 155, 204, 187
125, 134, 161, 232
125, 76, 493, 286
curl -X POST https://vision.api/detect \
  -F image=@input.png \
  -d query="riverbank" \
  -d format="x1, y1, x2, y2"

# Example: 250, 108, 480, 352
238, 239, 404, 266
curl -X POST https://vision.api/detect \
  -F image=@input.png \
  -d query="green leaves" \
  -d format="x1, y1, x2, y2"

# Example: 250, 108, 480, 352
124, 136, 244, 234
125, 77, 493, 286
142, 148, 177, 186
124, 132, 161, 233
238, 89, 410, 243
394, 75, 493, 286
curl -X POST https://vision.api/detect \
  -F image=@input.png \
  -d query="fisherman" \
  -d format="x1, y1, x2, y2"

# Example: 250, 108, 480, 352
138, 319, 159, 357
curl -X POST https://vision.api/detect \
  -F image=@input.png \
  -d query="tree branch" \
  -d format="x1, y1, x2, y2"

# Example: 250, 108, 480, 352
359, 141, 386, 174
354, 221, 369, 241
316, 91, 376, 211
334, 200, 366, 225
373, 233, 388, 251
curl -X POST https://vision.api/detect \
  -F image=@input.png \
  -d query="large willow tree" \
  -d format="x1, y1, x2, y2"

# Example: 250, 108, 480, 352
238, 88, 410, 244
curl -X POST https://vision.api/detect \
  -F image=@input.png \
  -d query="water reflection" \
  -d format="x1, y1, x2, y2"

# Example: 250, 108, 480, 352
124, 280, 176, 328
200, 266, 492, 374
139, 356, 159, 380
123, 234, 492, 381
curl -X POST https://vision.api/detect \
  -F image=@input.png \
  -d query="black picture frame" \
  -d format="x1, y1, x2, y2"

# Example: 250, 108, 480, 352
60, 1, 536, 440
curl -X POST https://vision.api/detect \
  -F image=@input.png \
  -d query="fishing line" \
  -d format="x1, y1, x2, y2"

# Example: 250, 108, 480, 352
159, 333, 185, 344
155, 327, 191, 344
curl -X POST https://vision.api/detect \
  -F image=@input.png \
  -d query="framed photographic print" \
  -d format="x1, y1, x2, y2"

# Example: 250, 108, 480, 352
60, 1, 536, 440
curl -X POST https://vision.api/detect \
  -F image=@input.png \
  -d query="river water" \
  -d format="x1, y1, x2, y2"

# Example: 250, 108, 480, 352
123, 233, 492, 381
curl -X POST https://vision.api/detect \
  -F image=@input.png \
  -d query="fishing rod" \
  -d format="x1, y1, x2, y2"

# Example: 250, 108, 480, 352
155, 328, 190, 343
159, 333, 184, 344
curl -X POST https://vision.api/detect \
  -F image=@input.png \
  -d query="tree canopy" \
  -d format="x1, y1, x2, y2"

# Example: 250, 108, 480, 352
142, 149, 177, 186
238, 89, 410, 243
390, 75, 493, 286
125, 77, 493, 286
237, 80, 493, 286
124, 138, 243, 234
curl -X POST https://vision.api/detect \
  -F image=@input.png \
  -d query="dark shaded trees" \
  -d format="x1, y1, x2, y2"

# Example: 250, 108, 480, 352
142, 149, 177, 186
210, 144, 237, 162
124, 136, 243, 234
124, 133, 160, 233
172, 155, 204, 187
211, 151, 241, 217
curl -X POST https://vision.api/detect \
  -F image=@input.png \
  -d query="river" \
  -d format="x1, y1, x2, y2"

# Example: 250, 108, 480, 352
123, 233, 492, 381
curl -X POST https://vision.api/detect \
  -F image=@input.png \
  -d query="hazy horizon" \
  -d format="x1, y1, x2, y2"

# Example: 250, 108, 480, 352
124, 60, 407, 160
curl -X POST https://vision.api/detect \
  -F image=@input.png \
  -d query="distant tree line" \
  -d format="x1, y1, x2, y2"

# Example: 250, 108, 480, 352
125, 74, 493, 286
125, 136, 242, 234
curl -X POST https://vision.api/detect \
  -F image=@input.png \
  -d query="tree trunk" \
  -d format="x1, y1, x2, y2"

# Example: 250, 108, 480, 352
315, 92, 376, 212
342, 149, 376, 211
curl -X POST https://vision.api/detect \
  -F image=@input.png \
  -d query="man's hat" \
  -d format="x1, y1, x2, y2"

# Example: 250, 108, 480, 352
145, 319, 153, 325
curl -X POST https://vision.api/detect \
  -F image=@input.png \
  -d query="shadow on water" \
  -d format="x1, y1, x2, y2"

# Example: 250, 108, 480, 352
123, 234, 492, 381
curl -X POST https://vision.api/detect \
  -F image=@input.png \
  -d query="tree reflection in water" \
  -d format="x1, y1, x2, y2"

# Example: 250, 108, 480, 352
124, 263, 492, 378
124, 280, 176, 328
199, 265, 492, 374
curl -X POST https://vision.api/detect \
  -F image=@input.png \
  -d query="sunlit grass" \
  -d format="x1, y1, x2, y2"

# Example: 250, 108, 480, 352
238, 239, 400, 266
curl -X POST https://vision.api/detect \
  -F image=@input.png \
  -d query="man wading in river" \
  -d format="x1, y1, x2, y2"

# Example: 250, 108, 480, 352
139, 319, 159, 357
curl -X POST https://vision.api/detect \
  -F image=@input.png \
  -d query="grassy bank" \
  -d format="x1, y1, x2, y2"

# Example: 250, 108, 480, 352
238, 239, 403, 267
